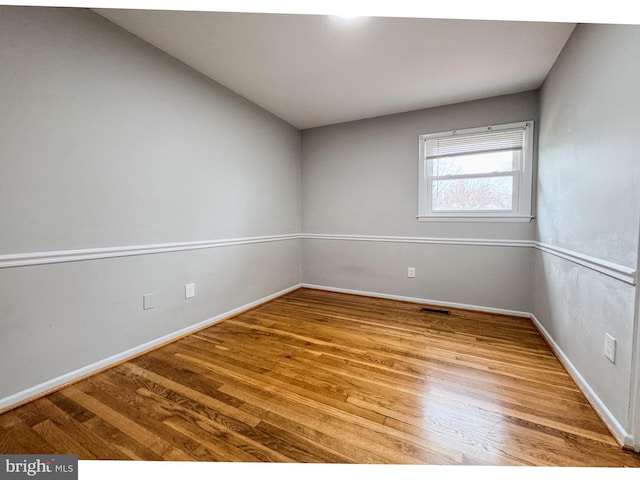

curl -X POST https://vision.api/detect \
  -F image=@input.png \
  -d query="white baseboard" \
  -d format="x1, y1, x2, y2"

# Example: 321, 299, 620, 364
2, 281, 635, 453
300, 283, 531, 318
529, 313, 634, 449
0, 284, 302, 414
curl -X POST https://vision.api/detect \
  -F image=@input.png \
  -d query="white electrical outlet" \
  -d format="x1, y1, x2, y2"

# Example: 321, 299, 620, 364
185, 283, 195, 299
143, 293, 155, 310
604, 333, 616, 363
407, 267, 416, 278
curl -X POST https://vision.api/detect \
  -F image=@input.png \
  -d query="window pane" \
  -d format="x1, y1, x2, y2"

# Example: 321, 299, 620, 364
430, 150, 519, 176
432, 176, 513, 211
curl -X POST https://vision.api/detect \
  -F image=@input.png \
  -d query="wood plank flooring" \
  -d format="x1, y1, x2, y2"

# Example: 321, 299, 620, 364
1, 287, 639, 466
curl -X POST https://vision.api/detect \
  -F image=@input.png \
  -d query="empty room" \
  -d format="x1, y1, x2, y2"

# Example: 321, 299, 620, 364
1, 0, 640, 475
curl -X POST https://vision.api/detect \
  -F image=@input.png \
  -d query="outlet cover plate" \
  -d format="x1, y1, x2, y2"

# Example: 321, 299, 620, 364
185, 283, 195, 299
143, 293, 155, 310
604, 333, 616, 363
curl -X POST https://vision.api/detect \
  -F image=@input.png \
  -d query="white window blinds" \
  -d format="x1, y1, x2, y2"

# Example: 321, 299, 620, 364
425, 127, 526, 160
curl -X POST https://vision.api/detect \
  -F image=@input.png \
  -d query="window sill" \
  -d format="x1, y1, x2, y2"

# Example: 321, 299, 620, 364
417, 215, 534, 223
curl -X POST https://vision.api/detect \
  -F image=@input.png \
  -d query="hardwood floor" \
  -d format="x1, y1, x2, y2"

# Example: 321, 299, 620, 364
1, 287, 639, 466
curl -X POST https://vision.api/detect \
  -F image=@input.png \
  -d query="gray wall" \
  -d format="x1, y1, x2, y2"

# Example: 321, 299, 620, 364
302, 92, 539, 312
534, 24, 640, 436
0, 7, 301, 403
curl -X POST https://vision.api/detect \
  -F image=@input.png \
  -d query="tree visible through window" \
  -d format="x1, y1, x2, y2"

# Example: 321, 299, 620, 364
418, 121, 534, 221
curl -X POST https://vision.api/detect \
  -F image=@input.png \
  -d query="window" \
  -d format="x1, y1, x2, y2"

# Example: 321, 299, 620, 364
418, 120, 534, 222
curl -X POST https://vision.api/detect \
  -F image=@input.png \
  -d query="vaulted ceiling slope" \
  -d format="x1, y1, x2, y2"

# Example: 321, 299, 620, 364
95, 9, 575, 129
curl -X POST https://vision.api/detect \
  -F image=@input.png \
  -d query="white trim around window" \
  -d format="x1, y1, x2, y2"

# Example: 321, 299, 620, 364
417, 120, 535, 222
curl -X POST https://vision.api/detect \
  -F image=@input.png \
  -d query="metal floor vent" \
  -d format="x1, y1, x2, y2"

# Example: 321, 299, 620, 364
420, 307, 450, 315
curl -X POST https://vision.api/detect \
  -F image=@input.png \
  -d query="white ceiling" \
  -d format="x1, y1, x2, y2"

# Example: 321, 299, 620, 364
95, 8, 576, 129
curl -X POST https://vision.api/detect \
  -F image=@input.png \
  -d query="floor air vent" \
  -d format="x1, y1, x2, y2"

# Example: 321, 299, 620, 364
420, 307, 450, 315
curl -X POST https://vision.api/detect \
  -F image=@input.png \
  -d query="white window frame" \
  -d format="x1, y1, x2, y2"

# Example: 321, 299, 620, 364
417, 120, 534, 222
